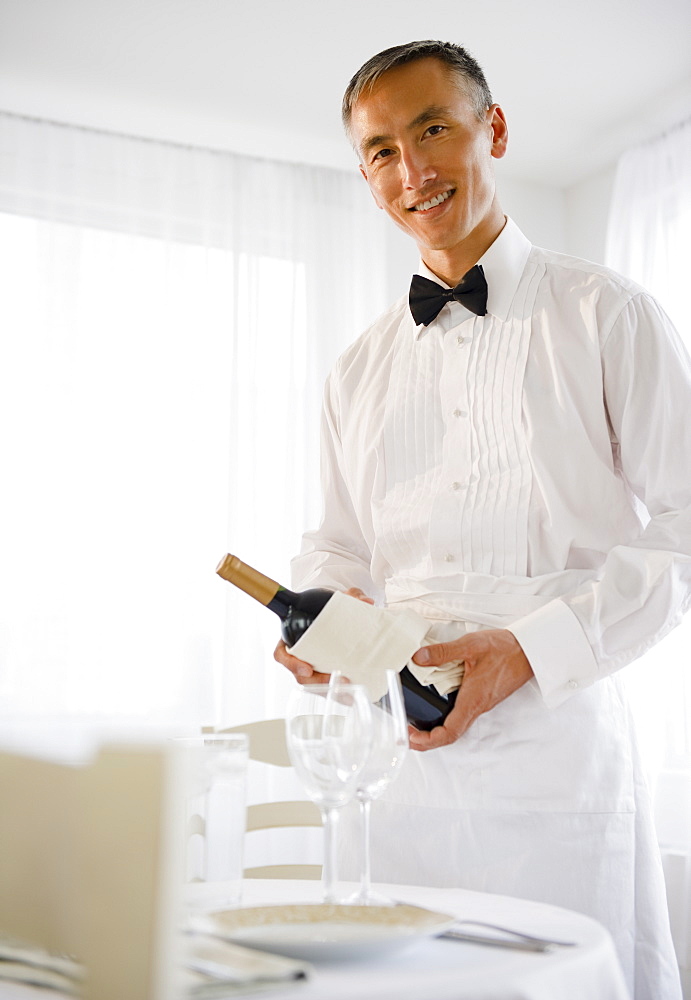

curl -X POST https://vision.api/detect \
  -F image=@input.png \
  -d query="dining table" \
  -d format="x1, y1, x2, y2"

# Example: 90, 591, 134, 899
1, 876, 631, 1000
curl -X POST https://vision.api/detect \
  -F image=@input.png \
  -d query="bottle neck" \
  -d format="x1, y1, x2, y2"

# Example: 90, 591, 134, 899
216, 554, 293, 611
266, 588, 294, 618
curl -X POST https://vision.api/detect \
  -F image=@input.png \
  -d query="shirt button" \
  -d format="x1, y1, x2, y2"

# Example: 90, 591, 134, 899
452, 408, 467, 418
567, 679, 578, 690
444, 553, 455, 562
451, 481, 462, 491
456, 336, 466, 347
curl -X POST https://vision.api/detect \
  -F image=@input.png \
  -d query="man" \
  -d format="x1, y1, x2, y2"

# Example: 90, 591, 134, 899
276, 40, 689, 999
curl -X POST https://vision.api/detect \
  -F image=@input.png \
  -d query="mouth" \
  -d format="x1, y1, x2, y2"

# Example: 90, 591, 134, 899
409, 188, 455, 213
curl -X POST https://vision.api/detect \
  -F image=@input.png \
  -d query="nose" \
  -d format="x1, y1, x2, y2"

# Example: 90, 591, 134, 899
399, 144, 437, 190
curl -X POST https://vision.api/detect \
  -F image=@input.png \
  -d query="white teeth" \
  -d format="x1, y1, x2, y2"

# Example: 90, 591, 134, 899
414, 190, 451, 212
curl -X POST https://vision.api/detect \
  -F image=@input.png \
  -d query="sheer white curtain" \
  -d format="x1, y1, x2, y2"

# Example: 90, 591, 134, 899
606, 117, 691, 990
0, 112, 389, 732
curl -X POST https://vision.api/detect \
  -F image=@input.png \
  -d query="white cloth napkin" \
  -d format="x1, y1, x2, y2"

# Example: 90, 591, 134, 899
288, 592, 464, 701
183, 933, 311, 997
0, 933, 310, 998
0, 939, 82, 994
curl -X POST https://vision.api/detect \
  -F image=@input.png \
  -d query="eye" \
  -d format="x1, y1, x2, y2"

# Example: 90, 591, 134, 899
425, 124, 446, 136
372, 147, 394, 163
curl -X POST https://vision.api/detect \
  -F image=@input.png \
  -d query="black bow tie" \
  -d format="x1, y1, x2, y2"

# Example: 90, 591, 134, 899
409, 266, 488, 326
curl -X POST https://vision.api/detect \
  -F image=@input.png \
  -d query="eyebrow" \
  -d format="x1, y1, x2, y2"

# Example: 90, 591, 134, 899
359, 104, 454, 157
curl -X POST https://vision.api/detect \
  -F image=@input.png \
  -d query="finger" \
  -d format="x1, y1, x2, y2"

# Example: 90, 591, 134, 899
273, 640, 326, 683
273, 640, 309, 673
303, 671, 334, 685
290, 662, 333, 685
412, 639, 466, 667
344, 587, 375, 605
329, 672, 353, 684
407, 722, 439, 751
409, 719, 467, 751
274, 639, 305, 671
408, 725, 454, 751
408, 696, 476, 750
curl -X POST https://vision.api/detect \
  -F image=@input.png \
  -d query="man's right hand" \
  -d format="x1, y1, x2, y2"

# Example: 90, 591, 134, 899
273, 639, 331, 685
273, 586, 374, 685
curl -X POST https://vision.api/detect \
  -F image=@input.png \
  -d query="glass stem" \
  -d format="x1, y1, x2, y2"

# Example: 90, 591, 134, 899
320, 805, 340, 903
359, 794, 373, 900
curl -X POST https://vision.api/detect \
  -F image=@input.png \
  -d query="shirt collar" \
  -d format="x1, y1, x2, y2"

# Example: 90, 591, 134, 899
412, 217, 532, 336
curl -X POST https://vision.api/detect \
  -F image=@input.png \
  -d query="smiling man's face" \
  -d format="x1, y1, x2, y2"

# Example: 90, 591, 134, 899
350, 57, 508, 282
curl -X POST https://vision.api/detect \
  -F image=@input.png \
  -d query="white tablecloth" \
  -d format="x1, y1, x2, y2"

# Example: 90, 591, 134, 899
233, 879, 630, 1000
0, 878, 631, 1000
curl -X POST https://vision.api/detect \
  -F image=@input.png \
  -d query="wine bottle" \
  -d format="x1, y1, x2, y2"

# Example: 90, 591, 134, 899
216, 553, 457, 731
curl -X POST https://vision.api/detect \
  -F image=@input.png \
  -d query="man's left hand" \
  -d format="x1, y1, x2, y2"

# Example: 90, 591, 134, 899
409, 629, 533, 751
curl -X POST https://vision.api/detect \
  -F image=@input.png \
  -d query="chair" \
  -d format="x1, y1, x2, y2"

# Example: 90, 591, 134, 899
0, 741, 184, 1000
207, 719, 323, 880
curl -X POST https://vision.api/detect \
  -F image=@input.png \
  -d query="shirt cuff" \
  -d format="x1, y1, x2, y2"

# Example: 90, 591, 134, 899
507, 599, 600, 708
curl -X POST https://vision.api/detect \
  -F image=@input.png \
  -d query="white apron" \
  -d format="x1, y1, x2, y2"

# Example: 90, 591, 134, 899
337, 605, 682, 1000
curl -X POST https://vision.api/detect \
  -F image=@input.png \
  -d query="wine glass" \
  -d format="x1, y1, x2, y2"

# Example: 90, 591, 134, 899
342, 670, 409, 905
285, 683, 373, 903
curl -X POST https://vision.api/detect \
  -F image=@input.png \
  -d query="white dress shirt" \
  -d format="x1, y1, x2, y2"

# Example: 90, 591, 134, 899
293, 217, 691, 707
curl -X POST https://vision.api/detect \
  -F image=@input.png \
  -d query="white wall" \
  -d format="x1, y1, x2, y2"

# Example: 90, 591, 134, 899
500, 166, 617, 266
563, 165, 616, 264
498, 172, 566, 252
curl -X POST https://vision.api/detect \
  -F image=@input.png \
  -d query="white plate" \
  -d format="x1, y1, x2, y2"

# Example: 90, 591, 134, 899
195, 902, 456, 961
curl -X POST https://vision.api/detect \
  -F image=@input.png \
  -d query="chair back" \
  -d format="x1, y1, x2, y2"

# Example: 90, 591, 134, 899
212, 719, 323, 879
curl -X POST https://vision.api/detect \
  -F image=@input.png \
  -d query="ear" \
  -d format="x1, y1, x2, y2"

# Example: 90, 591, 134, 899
359, 163, 384, 210
488, 105, 508, 160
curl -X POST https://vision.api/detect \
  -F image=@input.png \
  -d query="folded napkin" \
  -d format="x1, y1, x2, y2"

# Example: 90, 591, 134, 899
408, 617, 470, 695
0, 938, 82, 994
183, 933, 311, 997
0, 933, 310, 997
289, 591, 464, 700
